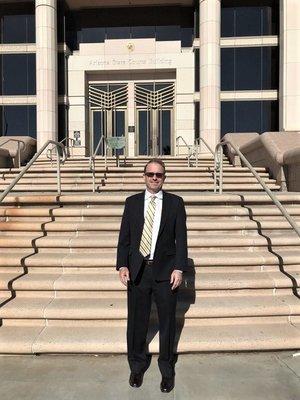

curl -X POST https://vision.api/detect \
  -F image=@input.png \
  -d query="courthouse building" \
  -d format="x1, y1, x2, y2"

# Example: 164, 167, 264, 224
0, 0, 298, 156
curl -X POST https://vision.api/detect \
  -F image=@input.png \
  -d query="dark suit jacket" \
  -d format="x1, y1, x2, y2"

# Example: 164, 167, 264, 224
116, 190, 188, 281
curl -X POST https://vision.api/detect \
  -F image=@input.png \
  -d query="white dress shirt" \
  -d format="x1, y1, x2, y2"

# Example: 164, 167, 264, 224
144, 189, 163, 260
144, 189, 182, 274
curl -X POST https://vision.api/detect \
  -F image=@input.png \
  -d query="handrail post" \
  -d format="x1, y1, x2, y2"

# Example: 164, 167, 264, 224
213, 150, 217, 193
56, 146, 61, 196
17, 141, 21, 168
214, 145, 219, 193
93, 158, 96, 193
220, 146, 223, 194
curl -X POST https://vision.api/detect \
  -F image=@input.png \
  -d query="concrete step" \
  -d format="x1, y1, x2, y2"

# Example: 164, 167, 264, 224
32, 157, 224, 163
0, 233, 300, 249
0, 176, 276, 184
2, 249, 300, 268
26, 213, 296, 223
0, 172, 271, 180
4, 166, 268, 174
0, 317, 299, 353
34, 156, 219, 162
2, 205, 300, 220
0, 183, 280, 192
0, 268, 298, 291
0, 291, 299, 320
0, 218, 299, 233
3, 192, 300, 206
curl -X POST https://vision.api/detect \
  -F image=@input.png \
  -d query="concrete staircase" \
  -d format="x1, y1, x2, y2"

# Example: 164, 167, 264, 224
0, 155, 299, 354
0, 155, 279, 192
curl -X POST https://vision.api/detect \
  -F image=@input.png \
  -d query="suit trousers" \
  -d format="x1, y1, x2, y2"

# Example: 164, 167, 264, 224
127, 262, 178, 378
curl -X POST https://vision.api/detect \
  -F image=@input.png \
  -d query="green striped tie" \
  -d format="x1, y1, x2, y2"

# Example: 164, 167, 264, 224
139, 196, 156, 257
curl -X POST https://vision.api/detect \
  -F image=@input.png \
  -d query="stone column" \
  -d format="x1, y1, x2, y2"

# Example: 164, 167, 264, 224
35, 0, 58, 150
280, 0, 300, 131
199, 0, 221, 151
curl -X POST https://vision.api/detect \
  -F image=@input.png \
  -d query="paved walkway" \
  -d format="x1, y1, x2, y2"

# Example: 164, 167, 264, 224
0, 352, 299, 400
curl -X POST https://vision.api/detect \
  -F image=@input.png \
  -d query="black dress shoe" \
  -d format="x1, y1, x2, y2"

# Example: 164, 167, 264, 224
160, 376, 175, 393
129, 372, 144, 388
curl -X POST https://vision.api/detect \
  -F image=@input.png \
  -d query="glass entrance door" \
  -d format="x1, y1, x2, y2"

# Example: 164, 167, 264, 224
137, 108, 172, 156
92, 110, 105, 154
135, 82, 175, 156
89, 83, 128, 156
92, 109, 126, 155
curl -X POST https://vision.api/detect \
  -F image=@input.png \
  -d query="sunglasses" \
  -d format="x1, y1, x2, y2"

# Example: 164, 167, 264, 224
144, 172, 165, 178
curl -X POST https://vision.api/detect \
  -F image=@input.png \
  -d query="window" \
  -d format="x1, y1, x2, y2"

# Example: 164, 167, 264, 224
221, 47, 279, 91
181, 27, 193, 47
69, 6, 194, 49
1, 54, 36, 95
156, 26, 180, 41
58, 53, 66, 96
221, 1, 279, 37
0, 106, 36, 138
79, 27, 105, 43
131, 26, 156, 39
106, 27, 131, 40
0, 3, 35, 43
221, 100, 278, 136
58, 104, 67, 142
194, 49, 200, 92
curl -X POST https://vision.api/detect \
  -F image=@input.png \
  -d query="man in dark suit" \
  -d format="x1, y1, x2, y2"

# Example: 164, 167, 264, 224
116, 158, 188, 393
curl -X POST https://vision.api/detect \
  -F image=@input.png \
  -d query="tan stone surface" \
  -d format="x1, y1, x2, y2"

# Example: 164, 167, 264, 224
0, 154, 299, 355
0, 273, 26, 290
0, 295, 54, 319
12, 273, 62, 290
0, 326, 45, 353
26, 320, 300, 353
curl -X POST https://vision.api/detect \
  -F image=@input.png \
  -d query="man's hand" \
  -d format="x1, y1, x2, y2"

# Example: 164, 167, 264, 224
170, 270, 182, 290
119, 267, 130, 286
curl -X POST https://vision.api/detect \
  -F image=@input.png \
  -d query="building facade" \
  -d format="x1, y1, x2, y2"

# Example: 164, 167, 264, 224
0, 0, 299, 156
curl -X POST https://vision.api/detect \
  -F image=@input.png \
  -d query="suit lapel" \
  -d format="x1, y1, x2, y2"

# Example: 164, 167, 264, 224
136, 192, 145, 235
158, 190, 168, 237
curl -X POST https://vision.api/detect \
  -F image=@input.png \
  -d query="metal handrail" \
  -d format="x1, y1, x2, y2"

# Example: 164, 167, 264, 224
195, 137, 215, 156
176, 136, 195, 167
89, 136, 107, 193
176, 136, 215, 167
0, 140, 66, 202
47, 137, 75, 162
214, 140, 300, 239
193, 137, 215, 167
176, 135, 190, 154
0, 138, 26, 168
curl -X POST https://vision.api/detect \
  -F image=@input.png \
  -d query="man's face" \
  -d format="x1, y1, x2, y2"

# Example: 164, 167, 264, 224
143, 162, 166, 194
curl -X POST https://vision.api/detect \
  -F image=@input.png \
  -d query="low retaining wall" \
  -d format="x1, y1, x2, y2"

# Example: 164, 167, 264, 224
283, 147, 300, 191
0, 148, 13, 168
221, 132, 300, 191
238, 132, 300, 191
0, 136, 36, 167
222, 133, 259, 166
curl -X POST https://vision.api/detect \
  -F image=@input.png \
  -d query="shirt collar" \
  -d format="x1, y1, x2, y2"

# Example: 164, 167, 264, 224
145, 189, 163, 200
